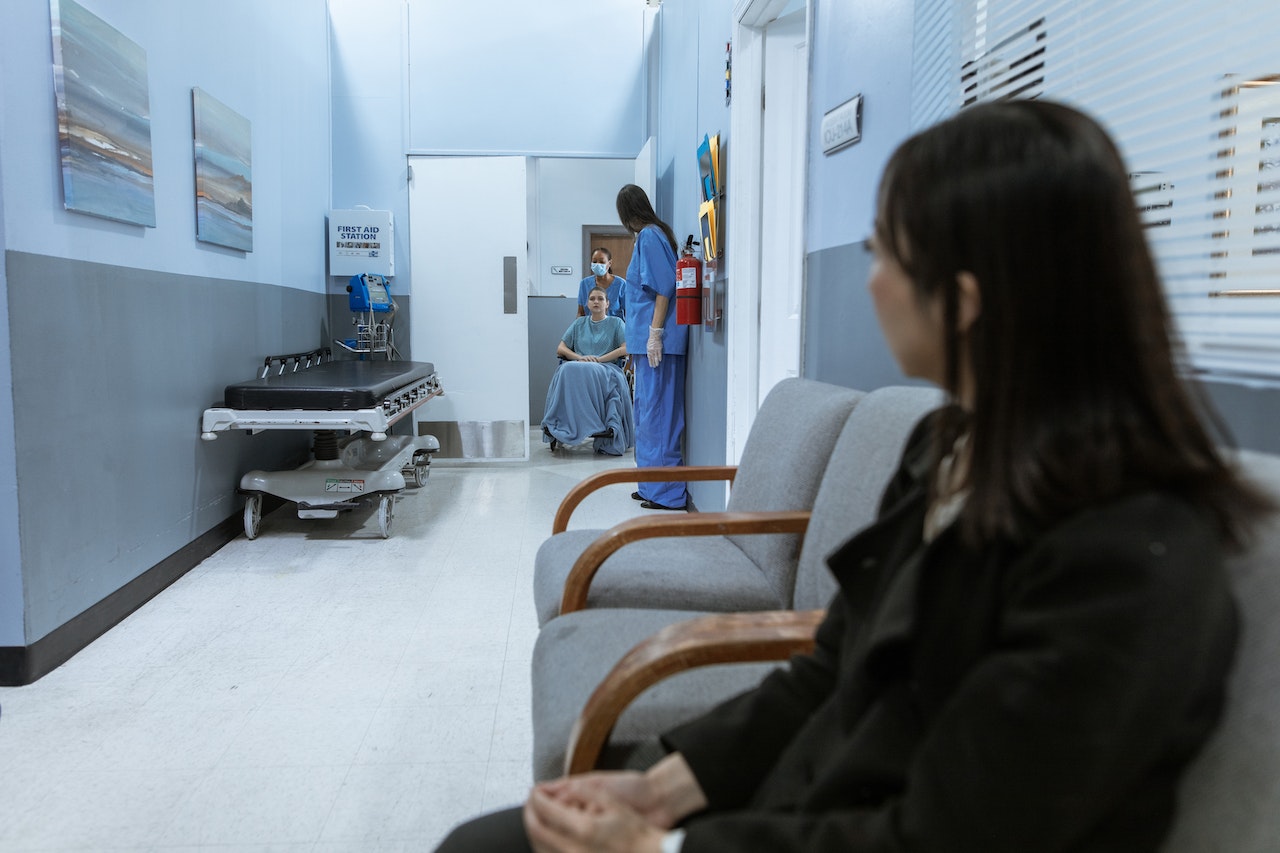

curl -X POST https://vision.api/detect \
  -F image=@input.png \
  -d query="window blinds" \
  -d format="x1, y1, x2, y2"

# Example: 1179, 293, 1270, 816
910, 0, 1280, 385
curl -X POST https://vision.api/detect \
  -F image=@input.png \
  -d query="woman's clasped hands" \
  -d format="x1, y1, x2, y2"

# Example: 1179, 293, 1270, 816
523, 772, 666, 853
523, 754, 707, 853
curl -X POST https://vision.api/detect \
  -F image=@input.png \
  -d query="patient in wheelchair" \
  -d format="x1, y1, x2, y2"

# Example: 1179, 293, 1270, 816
541, 286, 635, 456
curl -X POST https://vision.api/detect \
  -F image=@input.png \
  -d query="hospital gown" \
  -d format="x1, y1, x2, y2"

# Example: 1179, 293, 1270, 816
541, 316, 635, 456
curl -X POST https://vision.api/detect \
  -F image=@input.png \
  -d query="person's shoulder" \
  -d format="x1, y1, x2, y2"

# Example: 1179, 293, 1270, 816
1050, 491, 1211, 541
1030, 490, 1225, 586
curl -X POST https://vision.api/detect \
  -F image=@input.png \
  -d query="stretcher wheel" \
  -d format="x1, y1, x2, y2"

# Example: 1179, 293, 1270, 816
412, 463, 429, 488
377, 494, 394, 539
243, 494, 262, 540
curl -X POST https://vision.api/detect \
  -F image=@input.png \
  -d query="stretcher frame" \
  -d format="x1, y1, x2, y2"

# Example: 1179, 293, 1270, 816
200, 349, 444, 538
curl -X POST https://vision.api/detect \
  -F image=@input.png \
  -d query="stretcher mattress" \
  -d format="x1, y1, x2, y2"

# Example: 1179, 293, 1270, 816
224, 360, 437, 410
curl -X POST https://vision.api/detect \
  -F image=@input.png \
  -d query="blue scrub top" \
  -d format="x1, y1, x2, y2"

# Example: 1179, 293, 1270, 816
578, 275, 627, 319
624, 225, 688, 356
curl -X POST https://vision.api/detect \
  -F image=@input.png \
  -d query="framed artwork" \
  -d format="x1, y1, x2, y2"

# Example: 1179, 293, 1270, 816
192, 88, 253, 252
50, 0, 156, 227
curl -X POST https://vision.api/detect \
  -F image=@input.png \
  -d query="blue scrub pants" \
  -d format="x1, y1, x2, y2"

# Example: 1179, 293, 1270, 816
633, 354, 687, 508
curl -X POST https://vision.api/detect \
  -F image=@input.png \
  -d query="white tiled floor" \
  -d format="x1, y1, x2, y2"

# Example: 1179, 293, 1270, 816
0, 436, 641, 851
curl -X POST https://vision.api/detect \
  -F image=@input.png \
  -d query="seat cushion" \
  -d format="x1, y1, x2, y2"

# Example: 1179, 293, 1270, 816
531, 608, 780, 781
533, 530, 780, 627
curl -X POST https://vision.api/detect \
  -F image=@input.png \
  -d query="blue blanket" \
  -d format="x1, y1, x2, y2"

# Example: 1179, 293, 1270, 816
541, 362, 635, 456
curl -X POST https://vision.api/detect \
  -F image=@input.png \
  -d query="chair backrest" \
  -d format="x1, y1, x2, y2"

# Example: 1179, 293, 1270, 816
724, 378, 864, 603
1162, 448, 1280, 852
792, 385, 945, 610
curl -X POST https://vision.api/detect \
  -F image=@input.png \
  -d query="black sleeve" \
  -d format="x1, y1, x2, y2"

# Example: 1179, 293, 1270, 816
661, 600, 850, 810
675, 497, 1236, 853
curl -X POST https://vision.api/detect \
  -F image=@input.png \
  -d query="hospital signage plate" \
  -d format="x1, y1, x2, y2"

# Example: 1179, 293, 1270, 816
822, 94, 863, 156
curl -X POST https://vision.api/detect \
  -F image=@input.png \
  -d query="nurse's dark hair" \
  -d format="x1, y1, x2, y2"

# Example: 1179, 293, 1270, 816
875, 99, 1271, 546
616, 184, 678, 254
591, 247, 612, 261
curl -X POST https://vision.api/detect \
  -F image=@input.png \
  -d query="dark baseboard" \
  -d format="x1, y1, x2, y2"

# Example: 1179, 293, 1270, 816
0, 503, 274, 687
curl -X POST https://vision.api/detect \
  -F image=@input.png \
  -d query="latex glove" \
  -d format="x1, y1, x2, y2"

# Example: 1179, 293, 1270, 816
647, 326, 664, 368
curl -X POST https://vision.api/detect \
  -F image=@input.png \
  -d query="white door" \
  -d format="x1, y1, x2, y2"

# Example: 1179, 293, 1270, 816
408, 155, 530, 460
726, 1, 810, 463
757, 8, 808, 408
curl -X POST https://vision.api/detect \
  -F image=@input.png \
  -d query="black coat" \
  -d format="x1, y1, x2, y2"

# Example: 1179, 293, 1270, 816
664, 417, 1237, 852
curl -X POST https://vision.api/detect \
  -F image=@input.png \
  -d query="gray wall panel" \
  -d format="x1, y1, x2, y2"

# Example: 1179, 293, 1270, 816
803, 242, 922, 392
528, 296, 579, 425
803, 241, 1280, 456
1200, 379, 1280, 455
7, 251, 322, 643
685, 316, 728, 512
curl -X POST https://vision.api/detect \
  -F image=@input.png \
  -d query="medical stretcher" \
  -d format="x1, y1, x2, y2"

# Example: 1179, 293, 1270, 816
200, 349, 443, 539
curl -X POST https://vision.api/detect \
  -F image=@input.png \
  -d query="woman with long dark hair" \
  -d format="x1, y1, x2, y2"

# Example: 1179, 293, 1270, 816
438, 100, 1270, 853
615, 184, 687, 510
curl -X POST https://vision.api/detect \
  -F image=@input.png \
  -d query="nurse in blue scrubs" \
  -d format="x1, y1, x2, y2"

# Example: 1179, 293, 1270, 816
616, 184, 688, 510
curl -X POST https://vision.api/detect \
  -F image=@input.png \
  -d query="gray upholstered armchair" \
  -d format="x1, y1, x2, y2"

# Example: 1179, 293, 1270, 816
531, 385, 945, 780
532, 378, 865, 627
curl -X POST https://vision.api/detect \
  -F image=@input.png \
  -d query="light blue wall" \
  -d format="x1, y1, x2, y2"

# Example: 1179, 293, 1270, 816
405, 0, 649, 157
329, 0, 412, 287
0, 0, 332, 651
1, 0, 330, 290
806, 0, 916, 255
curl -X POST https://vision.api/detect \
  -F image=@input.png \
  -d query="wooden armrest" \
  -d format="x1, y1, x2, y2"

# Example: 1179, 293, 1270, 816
564, 608, 826, 775
559, 510, 811, 616
552, 466, 739, 534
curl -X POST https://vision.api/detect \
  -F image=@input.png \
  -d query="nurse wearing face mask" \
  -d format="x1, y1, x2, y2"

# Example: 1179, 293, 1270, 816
577, 247, 627, 319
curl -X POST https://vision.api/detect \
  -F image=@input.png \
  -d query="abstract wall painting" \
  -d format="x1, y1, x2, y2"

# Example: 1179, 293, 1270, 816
50, 0, 156, 227
192, 88, 253, 252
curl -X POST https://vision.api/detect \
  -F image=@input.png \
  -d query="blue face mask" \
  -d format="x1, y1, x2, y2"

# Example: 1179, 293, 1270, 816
591, 262, 608, 277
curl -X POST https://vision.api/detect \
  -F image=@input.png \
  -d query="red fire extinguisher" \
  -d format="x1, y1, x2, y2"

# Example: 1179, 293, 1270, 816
676, 235, 703, 325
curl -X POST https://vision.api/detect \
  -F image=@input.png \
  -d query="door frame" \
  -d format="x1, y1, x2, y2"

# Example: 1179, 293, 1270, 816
726, 0, 811, 464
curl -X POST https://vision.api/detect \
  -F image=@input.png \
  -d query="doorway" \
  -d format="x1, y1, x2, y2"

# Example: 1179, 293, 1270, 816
757, 7, 807, 405
726, 0, 811, 464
